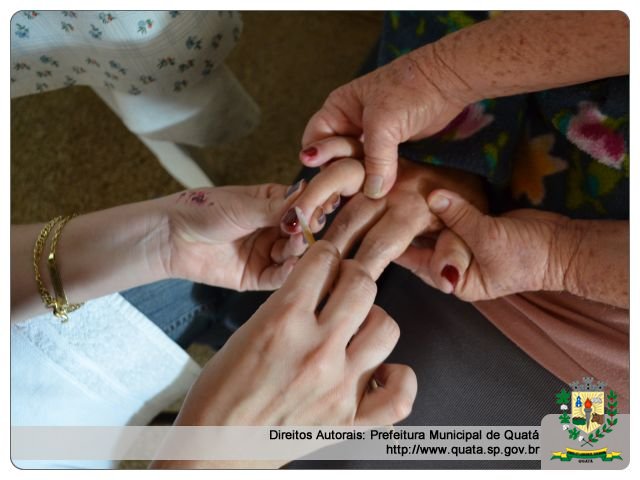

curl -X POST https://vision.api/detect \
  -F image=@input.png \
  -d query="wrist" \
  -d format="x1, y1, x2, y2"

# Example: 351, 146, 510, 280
144, 196, 174, 281
541, 216, 585, 293
61, 199, 172, 301
415, 37, 483, 107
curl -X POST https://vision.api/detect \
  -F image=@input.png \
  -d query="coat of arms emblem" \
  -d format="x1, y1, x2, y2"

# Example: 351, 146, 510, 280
551, 377, 621, 462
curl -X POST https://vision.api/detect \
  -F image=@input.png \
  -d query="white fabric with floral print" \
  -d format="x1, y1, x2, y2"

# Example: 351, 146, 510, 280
11, 10, 259, 149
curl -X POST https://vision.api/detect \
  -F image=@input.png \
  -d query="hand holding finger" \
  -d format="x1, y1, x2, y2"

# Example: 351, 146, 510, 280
361, 111, 401, 199
281, 157, 366, 235
300, 135, 364, 167
301, 87, 363, 149
354, 193, 431, 280
322, 193, 386, 258
428, 228, 472, 294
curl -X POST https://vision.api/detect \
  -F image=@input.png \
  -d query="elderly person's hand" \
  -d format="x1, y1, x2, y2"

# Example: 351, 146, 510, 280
301, 45, 467, 199
282, 137, 486, 281
395, 189, 629, 309
167, 183, 307, 291
301, 12, 628, 199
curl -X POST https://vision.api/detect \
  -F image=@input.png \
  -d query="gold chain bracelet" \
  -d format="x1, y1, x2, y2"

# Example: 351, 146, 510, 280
33, 214, 83, 321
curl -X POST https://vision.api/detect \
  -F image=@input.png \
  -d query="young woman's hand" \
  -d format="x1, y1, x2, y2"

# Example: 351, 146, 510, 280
165, 183, 307, 291
174, 240, 417, 428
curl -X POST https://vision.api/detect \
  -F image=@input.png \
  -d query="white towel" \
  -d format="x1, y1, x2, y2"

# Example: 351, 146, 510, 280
11, 293, 201, 468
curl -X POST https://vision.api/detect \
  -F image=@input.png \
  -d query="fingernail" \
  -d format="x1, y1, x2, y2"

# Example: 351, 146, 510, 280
301, 146, 318, 159
429, 194, 450, 213
285, 179, 303, 198
329, 193, 341, 212
315, 207, 326, 226
441, 264, 459, 291
364, 175, 384, 198
281, 208, 299, 233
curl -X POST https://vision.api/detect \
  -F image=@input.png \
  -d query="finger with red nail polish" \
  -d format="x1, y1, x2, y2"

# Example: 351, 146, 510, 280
281, 207, 300, 234
394, 229, 470, 295
440, 265, 459, 292
299, 136, 364, 166
430, 229, 471, 294
300, 146, 318, 162
281, 158, 364, 235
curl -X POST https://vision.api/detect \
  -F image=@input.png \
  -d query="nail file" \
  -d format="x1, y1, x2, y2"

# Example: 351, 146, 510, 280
294, 206, 316, 245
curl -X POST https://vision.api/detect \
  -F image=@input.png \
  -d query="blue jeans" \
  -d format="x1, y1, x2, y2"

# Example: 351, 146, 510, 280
120, 280, 236, 349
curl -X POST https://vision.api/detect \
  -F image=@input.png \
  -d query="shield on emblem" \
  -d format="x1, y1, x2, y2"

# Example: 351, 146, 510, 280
571, 391, 606, 434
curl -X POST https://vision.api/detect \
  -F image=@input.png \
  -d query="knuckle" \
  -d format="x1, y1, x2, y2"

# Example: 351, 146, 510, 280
263, 182, 285, 198
326, 86, 347, 104
311, 239, 340, 263
380, 314, 400, 343
367, 314, 399, 352
341, 260, 377, 296
388, 195, 430, 228
447, 204, 476, 229
364, 152, 396, 170
404, 192, 428, 212
304, 344, 338, 381
390, 392, 414, 421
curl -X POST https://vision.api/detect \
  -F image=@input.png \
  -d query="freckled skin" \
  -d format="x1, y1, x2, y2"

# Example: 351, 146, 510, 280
562, 219, 629, 309
426, 11, 628, 110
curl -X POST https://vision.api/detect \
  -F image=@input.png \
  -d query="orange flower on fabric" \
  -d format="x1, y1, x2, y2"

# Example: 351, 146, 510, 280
512, 134, 568, 205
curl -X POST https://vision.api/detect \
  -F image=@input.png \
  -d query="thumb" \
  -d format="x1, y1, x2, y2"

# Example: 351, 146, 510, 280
239, 183, 302, 229
394, 244, 437, 289
361, 113, 400, 199
428, 229, 472, 295
427, 189, 484, 242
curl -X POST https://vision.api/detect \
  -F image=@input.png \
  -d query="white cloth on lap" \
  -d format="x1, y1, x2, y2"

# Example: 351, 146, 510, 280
11, 293, 201, 468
